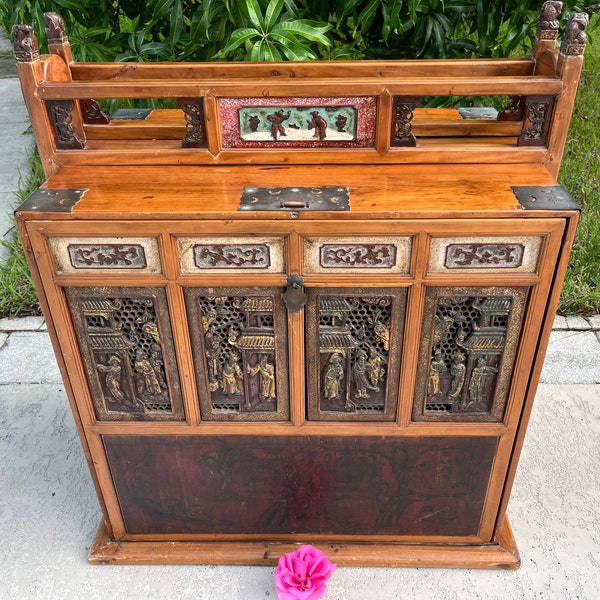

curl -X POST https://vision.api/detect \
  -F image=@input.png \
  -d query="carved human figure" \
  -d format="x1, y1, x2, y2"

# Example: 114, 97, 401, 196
352, 350, 379, 399
468, 357, 498, 404
97, 355, 126, 403
221, 353, 244, 396
248, 115, 260, 132
368, 347, 385, 389
448, 352, 466, 402
335, 114, 347, 132
247, 354, 276, 400
427, 351, 447, 396
308, 111, 328, 140
134, 349, 163, 396
204, 330, 221, 390
267, 109, 290, 140
149, 343, 167, 390
323, 352, 344, 401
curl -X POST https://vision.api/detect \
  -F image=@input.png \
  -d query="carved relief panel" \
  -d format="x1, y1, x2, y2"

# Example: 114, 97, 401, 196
65, 287, 184, 421
306, 287, 407, 421
412, 287, 528, 422
185, 287, 289, 421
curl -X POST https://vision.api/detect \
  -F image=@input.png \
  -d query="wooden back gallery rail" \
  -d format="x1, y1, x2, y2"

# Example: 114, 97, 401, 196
12, 3, 587, 568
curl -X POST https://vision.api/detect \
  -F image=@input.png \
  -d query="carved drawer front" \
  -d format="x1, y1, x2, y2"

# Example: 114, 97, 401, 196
49, 237, 161, 274
185, 287, 289, 421
303, 237, 412, 274
412, 287, 528, 423
65, 287, 184, 421
177, 236, 285, 274
428, 236, 542, 274
306, 287, 407, 421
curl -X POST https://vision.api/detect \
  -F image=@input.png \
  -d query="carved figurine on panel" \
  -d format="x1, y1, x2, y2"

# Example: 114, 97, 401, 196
248, 115, 260, 132
97, 355, 129, 405
134, 349, 163, 397
335, 114, 347, 132
323, 352, 345, 401
368, 347, 386, 389
308, 111, 328, 140
248, 354, 276, 401
447, 352, 466, 401
149, 343, 167, 390
267, 109, 290, 140
427, 351, 448, 397
204, 330, 221, 392
467, 357, 498, 405
352, 349, 379, 400
222, 352, 244, 396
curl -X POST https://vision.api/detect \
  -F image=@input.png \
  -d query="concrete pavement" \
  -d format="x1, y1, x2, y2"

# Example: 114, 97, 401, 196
0, 25, 599, 600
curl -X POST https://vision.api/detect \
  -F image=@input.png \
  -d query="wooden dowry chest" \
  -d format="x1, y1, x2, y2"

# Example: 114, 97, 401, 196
12, 5, 588, 568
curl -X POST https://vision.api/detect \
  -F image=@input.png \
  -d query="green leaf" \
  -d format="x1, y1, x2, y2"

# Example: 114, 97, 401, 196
356, 0, 379, 31
216, 27, 259, 57
245, 0, 265, 31
250, 39, 264, 60
265, 0, 285, 32
170, 0, 184, 46
274, 20, 331, 45
264, 41, 283, 60
270, 32, 317, 60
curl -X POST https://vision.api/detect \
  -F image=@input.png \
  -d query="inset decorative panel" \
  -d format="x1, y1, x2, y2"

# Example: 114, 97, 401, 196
304, 236, 412, 274
306, 287, 406, 421
185, 287, 289, 421
177, 236, 285, 274
219, 97, 377, 148
49, 237, 161, 274
65, 287, 184, 421
412, 287, 528, 422
428, 236, 542, 274
104, 434, 497, 537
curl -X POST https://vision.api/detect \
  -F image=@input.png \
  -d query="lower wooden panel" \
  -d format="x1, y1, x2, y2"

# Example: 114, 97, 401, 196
103, 434, 497, 538
89, 517, 520, 569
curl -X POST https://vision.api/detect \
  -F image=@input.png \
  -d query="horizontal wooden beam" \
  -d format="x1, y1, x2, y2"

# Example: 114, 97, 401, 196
38, 76, 564, 100
69, 58, 536, 81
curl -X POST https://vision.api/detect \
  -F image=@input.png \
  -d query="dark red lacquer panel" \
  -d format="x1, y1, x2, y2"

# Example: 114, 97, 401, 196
103, 435, 497, 537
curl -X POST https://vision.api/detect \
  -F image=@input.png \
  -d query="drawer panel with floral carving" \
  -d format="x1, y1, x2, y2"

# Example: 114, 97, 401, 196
303, 237, 412, 274
49, 236, 162, 274
428, 236, 542, 274
177, 236, 286, 274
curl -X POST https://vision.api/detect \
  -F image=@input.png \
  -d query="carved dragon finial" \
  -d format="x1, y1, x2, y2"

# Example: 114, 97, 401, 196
561, 12, 590, 56
538, 1, 563, 40
11, 24, 39, 62
44, 12, 68, 45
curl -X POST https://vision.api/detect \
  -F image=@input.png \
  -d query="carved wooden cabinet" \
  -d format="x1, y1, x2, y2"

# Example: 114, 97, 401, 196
13, 6, 587, 568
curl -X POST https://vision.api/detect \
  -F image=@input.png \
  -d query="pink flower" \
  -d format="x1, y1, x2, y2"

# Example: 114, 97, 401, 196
274, 545, 336, 600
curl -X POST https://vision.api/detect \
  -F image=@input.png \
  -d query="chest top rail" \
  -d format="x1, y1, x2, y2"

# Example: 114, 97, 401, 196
12, 4, 588, 180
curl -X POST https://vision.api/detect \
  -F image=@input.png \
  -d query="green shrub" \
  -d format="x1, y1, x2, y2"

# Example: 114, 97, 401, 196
1, 1, 597, 63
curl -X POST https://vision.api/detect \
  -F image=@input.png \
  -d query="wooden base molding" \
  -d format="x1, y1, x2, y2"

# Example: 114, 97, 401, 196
89, 519, 520, 569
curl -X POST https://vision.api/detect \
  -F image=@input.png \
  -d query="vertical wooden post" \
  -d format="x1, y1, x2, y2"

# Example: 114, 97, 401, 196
12, 24, 59, 177
545, 12, 589, 178
44, 12, 109, 126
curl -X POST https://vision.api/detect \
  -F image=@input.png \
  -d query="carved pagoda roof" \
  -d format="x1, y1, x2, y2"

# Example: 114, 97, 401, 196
461, 331, 506, 351
240, 297, 273, 312
478, 297, 512, 314
236, 334, 275, 350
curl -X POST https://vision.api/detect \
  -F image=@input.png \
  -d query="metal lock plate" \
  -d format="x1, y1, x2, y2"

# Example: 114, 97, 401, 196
239, 186, 350, 212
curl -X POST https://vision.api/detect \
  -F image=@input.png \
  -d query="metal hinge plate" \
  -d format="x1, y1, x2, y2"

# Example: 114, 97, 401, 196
239, 186, 350, 212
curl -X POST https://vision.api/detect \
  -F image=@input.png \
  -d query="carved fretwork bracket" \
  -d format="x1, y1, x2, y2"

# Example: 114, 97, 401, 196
497, 96, 525, 122
44, 12, 68, 44
80, 98, 110, 125
46, 100, 85, 149
390, 96, 420, 147
560, 12, 589, 57
517, 95, 555, 146
11, 24, 39, 62
177, 98, 207, 148
537, 1, 563, 41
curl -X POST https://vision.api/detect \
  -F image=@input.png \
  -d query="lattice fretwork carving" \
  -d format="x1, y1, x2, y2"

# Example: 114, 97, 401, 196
66, 287, 184, 421
307, 287, 406, 421
185, 287, 289, 421
413, 287, 527, 422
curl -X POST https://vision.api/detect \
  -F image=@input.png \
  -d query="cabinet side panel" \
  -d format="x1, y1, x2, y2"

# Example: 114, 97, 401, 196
104, 434, 497, 538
